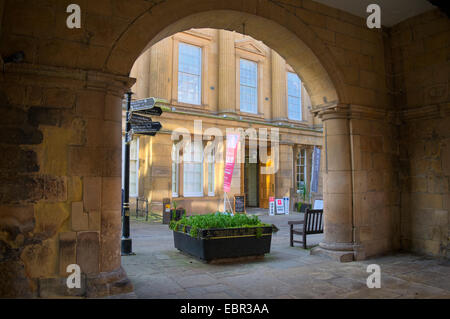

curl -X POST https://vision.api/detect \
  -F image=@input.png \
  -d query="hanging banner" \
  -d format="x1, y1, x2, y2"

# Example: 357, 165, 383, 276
310, 147, 321, 194
223, 133, 240, 193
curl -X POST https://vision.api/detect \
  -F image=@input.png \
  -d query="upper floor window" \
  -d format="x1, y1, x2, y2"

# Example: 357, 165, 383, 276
287, 72, 302, 121
239, 59, 258, 114
178, 42, 202, 105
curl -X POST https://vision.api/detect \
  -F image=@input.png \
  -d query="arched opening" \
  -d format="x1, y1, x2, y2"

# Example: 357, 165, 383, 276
118, 10, 346, 297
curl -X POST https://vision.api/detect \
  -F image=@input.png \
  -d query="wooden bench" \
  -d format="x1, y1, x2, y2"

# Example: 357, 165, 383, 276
288, 209, 324, 249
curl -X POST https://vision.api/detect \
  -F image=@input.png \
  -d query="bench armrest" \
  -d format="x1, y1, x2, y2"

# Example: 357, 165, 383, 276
288, 220, 304, 225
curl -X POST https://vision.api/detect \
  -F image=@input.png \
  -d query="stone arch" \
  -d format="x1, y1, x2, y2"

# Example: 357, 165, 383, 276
105, 3, 347, 109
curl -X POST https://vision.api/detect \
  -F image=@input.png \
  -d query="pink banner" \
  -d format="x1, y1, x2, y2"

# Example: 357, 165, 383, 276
223, 133, 240, 193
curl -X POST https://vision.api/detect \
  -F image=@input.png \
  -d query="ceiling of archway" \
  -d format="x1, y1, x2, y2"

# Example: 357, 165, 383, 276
313, 0, 435, 27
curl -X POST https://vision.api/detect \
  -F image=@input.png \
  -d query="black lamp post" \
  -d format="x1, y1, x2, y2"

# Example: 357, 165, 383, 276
121, 91, 134, 256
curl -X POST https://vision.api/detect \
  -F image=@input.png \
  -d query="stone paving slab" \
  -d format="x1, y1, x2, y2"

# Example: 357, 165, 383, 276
118, 214, 450, 299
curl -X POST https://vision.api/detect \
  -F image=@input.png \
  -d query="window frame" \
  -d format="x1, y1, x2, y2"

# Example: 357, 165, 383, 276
287, 71, 302, 121
182, 141, 204, 198
122, 136, 139, 198
296, 148, 307, 193
172, 143, 180, 198
238, 58, 259, 114
177, 42, 202, 105
171, 32, 211, 109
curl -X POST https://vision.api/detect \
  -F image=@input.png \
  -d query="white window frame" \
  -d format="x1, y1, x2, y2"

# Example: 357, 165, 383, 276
287, 72, 302, 121
172, 144, 179, 197
183, 141, 204, 197
207, 145, 215, 197
122, 137, 139, 198
296, 149, 307, 192
239, 58, 258, 114
177, 42, 202, 105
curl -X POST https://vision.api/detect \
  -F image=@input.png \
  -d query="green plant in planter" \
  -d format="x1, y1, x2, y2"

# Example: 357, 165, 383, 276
169, 213, 273, 238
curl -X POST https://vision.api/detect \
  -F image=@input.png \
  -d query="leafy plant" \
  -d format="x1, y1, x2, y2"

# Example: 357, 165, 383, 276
169, 213, 272, 238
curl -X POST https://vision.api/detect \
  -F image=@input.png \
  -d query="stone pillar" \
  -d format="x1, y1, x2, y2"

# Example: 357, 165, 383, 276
276, 143, 293, 198
149, 38, 172, 101
0, 63, 135, 297
271, 50, 287, 121
311, 106, 355, 262
218, 30, 236, 113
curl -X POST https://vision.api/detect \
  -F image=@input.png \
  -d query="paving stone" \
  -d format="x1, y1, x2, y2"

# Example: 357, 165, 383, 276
121, 219, 450, 299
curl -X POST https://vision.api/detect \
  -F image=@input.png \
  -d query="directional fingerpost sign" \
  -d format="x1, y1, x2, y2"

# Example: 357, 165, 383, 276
124, 97, 168, 144
122, 93, 168, 257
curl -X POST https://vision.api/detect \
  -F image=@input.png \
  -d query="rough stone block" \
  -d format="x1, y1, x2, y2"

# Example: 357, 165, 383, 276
59, 232, 77, 277
89, 210, 101, 231
71, 201, 88, 231
83, 177, 102, 211
77, 231, 100, 275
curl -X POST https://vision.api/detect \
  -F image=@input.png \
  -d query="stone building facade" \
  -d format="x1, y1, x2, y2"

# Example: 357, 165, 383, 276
126, 29, 324, 215
0, 0, 448, 298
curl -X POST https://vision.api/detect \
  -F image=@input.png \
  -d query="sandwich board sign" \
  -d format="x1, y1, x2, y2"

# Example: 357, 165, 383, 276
275, 198, 285, 215
269, 197, 275, 216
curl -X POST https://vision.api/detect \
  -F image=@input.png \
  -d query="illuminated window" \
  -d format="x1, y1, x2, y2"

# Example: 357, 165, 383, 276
178, 43, 202, 105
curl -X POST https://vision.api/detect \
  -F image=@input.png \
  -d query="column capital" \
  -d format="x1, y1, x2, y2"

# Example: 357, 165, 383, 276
3, 63, 135, 98
313, 103, 397, 123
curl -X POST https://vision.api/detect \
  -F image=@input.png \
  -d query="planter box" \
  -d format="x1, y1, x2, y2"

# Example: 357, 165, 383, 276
173, 226, 272, 262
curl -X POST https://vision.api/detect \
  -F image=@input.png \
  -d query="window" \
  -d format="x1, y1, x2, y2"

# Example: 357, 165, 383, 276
207, 145, 215, 196
178, 43, 202, 105
183, 141, 203, 197
287, 72, 302, 121
122, 137, 139, 197
172, 144, 179, 197
296, 149, 307, 192
239, 59, 258, 114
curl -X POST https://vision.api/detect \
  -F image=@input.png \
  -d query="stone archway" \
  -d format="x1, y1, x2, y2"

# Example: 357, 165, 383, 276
0, 0, 396, 298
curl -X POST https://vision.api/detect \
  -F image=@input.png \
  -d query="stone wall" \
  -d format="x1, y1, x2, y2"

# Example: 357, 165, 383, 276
0, 64, 134, 297
391, 10, 450, 258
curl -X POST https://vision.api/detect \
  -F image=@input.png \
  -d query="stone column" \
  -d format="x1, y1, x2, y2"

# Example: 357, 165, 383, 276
218, 30, 236, 113
0, 63, 135, 297
311, 106, 355, 262
271, 50, 287, 121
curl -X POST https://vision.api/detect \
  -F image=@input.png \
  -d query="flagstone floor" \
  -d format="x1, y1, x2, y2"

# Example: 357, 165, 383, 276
119, 212, 450, 299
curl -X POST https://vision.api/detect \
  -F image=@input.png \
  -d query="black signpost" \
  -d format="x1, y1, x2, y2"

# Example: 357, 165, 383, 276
121, 93, 166, 256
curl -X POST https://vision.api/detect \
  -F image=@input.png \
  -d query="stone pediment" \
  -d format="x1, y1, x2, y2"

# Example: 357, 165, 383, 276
235, 39, 266, 57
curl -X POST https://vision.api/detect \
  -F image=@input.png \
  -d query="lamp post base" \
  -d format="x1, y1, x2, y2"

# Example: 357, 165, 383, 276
121, 238, 135, 256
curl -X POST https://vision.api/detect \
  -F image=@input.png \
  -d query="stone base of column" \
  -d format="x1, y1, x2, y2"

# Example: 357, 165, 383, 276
310, 242, 355, 263
36, 266, 134, 298
86, 266, 134, 298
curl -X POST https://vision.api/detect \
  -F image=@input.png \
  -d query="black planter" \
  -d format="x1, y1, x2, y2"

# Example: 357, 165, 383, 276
173, 226, 272, 261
